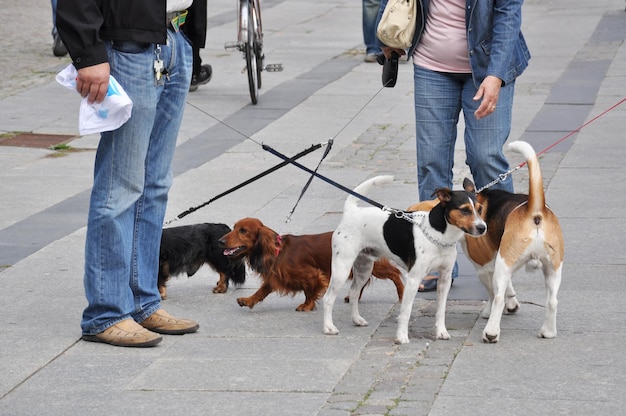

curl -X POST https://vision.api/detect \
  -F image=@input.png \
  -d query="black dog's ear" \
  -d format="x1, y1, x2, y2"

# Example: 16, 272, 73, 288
433, 188, 452, 203
463, 178, 476, 193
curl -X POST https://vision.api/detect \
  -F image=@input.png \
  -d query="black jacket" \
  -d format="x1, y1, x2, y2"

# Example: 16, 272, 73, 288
56, 0, 168, 69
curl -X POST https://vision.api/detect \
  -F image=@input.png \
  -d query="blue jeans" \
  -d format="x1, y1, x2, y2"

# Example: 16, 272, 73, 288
81, 29, 192, 335
363, 0, 382, 55
413, 65, 514, 201
413, 66, 514, 279
51, 0, 57, 37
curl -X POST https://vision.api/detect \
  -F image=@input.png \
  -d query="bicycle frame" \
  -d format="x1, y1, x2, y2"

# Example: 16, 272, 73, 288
237, 0, 262, 46
226, 0, 279, 104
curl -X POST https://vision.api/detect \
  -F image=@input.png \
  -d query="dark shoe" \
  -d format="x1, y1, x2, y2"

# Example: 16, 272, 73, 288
82, 319, 162, 347
52, 34, 68, 57
140, 308, 199, 335
189, 64, 212, 92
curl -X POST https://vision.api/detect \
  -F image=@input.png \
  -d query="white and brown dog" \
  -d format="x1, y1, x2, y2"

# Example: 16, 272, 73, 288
460, 140, 564, 343
407, 141, 564, 343
323, 175, 486, 344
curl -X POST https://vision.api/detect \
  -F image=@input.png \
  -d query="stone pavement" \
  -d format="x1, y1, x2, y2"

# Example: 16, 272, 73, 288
1, 0, 625, 415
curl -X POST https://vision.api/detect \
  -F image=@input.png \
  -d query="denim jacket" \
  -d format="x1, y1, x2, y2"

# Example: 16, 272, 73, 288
377, 0, 531, 86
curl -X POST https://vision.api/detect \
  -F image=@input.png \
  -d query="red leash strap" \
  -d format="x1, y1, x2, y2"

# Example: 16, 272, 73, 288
518, 97, 626, 168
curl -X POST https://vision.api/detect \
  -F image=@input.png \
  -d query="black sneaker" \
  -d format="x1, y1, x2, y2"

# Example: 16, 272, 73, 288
52, 33, 68, 57
189, 64, 212, 92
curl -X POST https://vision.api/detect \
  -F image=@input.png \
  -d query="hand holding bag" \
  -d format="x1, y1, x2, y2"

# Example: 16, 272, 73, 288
376, 0, 417, 49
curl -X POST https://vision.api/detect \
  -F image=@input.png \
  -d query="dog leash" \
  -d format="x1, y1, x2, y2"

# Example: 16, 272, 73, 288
476, 97, 626, 193
167, 81, 391, 224
165, 141, 329, 224
285, 139, 334, 223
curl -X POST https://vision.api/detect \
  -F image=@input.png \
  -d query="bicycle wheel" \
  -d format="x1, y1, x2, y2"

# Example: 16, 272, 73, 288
252, 0, 263, 90
245, 1, 259, 104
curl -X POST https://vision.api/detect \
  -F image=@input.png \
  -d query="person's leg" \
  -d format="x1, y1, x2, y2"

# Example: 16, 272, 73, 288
189, 44, 212, 92
413, 66, 464, 202
51, 0, 67, 56
414, 67, 466, 290
462, 78, 515, 193
81, 40, 160, 335
362, 0, 382, 58
51, 0, 57, 37
82, 31, 195, 339
131, 29, 193, 324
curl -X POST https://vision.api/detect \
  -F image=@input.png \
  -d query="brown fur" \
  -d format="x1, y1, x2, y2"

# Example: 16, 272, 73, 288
220, 218, 404, 311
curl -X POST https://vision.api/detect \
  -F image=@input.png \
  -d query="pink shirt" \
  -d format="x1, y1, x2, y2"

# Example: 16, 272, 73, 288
413, 0, 471, 73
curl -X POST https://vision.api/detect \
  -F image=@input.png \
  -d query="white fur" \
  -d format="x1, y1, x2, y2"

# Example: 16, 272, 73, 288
322, 176, 485, 344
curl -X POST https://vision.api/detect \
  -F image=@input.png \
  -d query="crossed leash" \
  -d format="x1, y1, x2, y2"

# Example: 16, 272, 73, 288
167, 96, 626, 225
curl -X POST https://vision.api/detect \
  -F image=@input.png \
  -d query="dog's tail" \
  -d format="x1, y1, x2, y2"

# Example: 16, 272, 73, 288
344, 175, 394, 211
508, 140, 545, 217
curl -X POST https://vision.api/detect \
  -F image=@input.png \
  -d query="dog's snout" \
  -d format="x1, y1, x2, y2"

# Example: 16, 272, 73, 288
476, 224, 487, 235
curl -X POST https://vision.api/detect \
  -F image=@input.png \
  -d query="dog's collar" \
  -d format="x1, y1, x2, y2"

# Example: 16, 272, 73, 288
275, 235, 282, 256
391, 210, 457, 248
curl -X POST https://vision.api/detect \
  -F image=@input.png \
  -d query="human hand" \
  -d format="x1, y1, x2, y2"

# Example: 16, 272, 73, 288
76, 63, 111, 104
473, 75, 502, 120
381, 46, 406, 60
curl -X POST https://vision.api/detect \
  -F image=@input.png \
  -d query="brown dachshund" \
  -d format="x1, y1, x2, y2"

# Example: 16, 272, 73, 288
220, 217, 404, 311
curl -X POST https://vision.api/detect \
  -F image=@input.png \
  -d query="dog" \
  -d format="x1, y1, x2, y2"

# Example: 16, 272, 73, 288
406, 141, 564, 343
461, 141, 563, 343
219, 218, 405, 311
323, 175, 486, 344
158, 223, 246, 299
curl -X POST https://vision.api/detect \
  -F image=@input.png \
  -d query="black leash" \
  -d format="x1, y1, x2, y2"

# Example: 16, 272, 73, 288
168, 81, 391, 224
167, 142, 328, 224
262, 144, 386, 210
285, 139, 334, 222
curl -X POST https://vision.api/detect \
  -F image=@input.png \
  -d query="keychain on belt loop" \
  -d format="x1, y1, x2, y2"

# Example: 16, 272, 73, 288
154, 44, 164, 82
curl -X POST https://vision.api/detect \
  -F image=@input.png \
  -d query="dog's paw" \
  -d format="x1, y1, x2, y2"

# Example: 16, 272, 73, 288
296, 303, 316, 312
435, 327, 450, 340
482, 329, 500, 343
538, 326, 557, 339
352, 315, 368, 327
237, 297, 255, 308
394, 328, 410, 344
394, 335, 410, 344
505, 296, 520, 314
323, 324, 339, 335
212, 284, 228, 294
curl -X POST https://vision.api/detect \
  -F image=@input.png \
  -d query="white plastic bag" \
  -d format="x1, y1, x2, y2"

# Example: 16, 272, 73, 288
56, 64, 133, 135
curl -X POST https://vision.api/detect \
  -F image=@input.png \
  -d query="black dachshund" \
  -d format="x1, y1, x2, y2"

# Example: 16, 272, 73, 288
158, 223, 246, 299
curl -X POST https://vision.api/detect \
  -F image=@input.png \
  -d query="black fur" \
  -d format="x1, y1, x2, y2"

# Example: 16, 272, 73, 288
383, 214, 416, 270
158, 223, 246, 298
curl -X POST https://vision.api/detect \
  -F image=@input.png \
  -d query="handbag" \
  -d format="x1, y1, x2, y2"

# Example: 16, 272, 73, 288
376, 0, 417, 49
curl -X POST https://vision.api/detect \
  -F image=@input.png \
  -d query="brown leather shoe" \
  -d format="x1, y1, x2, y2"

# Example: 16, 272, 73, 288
140, 309, 199, 335
82, 319, 162, 347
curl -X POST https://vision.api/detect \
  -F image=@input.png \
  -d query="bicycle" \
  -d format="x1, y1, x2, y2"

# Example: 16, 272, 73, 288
225, 0, 283, 104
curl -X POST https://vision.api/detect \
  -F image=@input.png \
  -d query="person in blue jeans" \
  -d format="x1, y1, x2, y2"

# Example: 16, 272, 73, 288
363, 0, 382, 62
376, 0, 530, 291
56, 0, 200, 347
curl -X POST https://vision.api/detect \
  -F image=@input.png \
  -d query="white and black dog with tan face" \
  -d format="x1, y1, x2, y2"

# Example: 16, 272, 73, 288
323, 175, 486, 344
